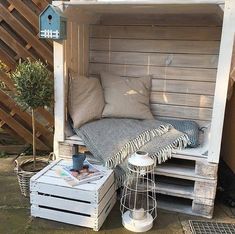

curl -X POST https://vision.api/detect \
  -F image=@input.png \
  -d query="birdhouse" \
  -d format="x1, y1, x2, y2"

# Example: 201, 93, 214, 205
39, 4, 67, 40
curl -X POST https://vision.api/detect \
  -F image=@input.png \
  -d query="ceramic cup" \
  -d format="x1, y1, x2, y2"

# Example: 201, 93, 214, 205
72, 153, 86, 171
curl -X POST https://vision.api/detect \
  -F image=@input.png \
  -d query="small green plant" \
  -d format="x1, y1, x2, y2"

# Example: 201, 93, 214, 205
11, 59, 53, 168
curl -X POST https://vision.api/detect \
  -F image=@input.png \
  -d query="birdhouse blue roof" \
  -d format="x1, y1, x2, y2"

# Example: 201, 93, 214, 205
39, 4, 67, 40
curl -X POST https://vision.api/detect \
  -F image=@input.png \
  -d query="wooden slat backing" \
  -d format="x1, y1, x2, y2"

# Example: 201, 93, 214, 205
100, 14, 222, 26
89, 14, 221, 123
90, 38, 220, 55
151, 104, 212, 121
90, 25, 222, 41
151, 92, 214, 108
90, 51, 219, 69
89, 63, 217, 82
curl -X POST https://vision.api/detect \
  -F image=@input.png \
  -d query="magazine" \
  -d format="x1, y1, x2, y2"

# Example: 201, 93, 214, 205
56, 160, 104, 186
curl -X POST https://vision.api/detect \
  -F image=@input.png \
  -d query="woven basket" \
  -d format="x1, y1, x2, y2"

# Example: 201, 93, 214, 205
14, 153, 54, 197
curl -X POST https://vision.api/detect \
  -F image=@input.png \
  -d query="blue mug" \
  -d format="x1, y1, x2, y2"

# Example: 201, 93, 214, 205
72, 153, 86, 171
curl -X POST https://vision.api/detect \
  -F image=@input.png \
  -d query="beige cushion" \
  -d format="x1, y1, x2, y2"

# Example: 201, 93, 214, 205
101, 72, 154, 120
69, 73, 105, 128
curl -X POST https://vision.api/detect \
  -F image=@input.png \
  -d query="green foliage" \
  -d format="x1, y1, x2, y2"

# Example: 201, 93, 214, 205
11, 59, 53, 110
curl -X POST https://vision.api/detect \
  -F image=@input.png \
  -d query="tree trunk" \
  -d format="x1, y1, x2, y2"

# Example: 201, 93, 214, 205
32, 108, 36, 168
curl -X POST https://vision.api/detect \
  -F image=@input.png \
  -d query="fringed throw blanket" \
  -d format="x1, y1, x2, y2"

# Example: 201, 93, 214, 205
75, 118, 190, 168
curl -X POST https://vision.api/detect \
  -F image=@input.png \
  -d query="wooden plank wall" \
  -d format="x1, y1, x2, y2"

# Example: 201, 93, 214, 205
89, 14, 222, 126
0, 0, 53, 150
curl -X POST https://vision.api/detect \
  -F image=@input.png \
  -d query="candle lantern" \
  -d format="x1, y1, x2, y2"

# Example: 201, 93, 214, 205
120, 151, 157, 232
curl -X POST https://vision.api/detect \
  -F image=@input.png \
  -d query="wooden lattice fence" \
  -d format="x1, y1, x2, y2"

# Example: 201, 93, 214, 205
0, 0, 53, 151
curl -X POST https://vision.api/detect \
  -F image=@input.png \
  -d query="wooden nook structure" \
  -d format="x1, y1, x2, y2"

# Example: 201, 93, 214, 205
53, 0, 235, 218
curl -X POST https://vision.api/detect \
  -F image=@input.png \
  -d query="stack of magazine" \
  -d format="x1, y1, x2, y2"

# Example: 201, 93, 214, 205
56, 160, 104, 186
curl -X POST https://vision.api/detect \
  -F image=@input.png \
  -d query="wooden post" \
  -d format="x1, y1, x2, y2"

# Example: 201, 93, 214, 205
208, 0, 235, 163
52, 1, 66, 158
53, 40, 65, 158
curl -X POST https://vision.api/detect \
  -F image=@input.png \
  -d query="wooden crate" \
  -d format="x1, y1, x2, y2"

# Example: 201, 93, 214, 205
30, 159, 116, 231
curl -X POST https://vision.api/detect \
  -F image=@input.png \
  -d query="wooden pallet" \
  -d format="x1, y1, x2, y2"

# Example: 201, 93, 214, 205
154, 156, 218, 218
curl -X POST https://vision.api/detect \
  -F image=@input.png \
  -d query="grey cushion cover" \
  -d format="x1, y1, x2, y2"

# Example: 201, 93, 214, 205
100, 72, 154, 120
69, 73, 105, 129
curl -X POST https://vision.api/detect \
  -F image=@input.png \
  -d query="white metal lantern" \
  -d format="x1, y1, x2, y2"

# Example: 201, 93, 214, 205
120, 151, 157, 232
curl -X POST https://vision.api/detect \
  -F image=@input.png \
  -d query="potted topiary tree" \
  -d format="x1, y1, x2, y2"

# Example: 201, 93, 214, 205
11, 59, 53, 196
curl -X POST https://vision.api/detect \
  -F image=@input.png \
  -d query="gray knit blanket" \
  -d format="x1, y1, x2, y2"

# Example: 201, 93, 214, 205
75, 118, 190, 168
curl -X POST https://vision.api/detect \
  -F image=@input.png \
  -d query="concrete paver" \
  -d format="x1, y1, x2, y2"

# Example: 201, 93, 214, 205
0, 156, 234, 234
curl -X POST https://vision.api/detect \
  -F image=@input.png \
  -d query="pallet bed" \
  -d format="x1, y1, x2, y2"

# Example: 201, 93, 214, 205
52, 0, 235, 218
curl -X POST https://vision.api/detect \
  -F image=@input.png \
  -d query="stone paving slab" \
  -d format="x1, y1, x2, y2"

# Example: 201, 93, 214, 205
0, 157, 234, 234
0, 208, 29, 234
0, 174, 28, 208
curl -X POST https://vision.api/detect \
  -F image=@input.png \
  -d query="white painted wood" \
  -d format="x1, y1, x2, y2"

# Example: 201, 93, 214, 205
90, 25, 221, 41
155, 163, 215, 182
95, 193, 116, 231
208, 0, 235, 163
30, 181, 96, 202
90, 51, 219, 69
219, 4, 225, 11
100, 14, 221, 26
157, 196, 213, 218
89, 63, 217, 82
30, 160, 114, 200
90, 38, 220, 54
65, 137, 85, 146
31, 192, 98, 215
31, 183, 115, 217
156, 180, 194, 199
95, 183, 116, 216
31, 205, 96, 228
151, 92, 214, 108
30, 160, 59, 183
30, 159, 116, 230
54, 41, 65, 157
31, 193, 116, 231
66, 0, 224, 5
152, 104, 212, 121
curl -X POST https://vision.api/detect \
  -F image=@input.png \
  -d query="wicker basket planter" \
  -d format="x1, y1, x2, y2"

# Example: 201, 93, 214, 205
15, 154, 54, 197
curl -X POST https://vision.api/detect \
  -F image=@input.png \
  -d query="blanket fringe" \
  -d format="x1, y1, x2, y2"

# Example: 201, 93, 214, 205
106, 125, 170, 168
151, 134, 190, 164
115, 173, 127, 190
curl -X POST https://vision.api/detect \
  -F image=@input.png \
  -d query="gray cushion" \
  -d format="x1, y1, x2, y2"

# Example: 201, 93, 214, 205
162, 119, 199, 147
69, 72, 105, 128
100, 72, 154, 120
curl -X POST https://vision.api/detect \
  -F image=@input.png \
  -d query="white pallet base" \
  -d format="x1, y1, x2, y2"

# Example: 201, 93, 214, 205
157, 195, 214, 219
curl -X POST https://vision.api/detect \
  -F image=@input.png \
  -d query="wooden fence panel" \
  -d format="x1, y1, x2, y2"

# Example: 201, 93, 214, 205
0, 0, 53, 150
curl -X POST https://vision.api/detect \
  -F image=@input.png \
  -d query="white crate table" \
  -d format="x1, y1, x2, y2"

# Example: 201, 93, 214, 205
30, 159, 116, 231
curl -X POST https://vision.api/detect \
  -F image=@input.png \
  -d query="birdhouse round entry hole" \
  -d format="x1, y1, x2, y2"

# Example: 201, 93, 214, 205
48, 14, 52, 23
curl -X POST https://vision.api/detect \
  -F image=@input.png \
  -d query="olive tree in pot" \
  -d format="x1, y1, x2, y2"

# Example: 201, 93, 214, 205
11, 59, 53, 196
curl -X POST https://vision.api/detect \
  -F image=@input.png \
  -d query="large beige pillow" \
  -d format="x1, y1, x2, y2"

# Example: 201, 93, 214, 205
100, 72, 154, 120
69, 73, 105, 128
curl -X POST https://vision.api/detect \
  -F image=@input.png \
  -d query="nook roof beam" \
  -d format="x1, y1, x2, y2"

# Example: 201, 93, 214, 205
62, 0, 225, 5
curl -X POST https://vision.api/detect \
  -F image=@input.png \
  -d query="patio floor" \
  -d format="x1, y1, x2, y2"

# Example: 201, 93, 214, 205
0, 156, 235, 234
